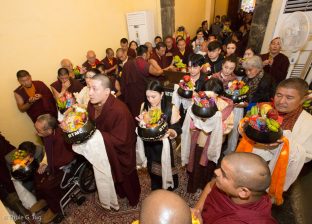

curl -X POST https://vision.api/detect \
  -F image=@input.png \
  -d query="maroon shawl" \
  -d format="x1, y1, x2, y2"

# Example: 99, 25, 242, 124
202, 185, 277, 224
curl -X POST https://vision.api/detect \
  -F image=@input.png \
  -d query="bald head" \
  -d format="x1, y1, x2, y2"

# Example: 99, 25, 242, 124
140, 190, 192, 224
60, 58, 73, 72
91, 74, 111, 90
225, 152, 271, 192
87, 50, 96, 57
86, 50, 96, 64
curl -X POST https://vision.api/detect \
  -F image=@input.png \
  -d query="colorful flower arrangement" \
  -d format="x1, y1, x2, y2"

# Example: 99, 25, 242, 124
225, 80, 249, 96
138, 108, 166, 128
173, 55, 186, 71
193, 91, 216, 108
11, 149, 33, 171
57, 91, 76, 113
247, 103, 283, 133
60, 104, 88, 132
179, 75, 194, 91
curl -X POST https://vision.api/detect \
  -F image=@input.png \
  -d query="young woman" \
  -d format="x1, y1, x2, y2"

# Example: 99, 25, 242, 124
192, 29, 205, 54
212, 55, 237, 89
172, 54, 207, 124
181, 78, 234, 193
129, 40, 138, 51
243, 47, 256, 59
225, 41, 237, 57
137, 80, 181, 191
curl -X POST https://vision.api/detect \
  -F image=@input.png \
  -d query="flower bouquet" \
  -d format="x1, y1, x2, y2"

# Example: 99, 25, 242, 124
244, 103, 283, 144
225, 80, 249, 103
11, 149, 37, 181
57, 91, 76, 114
60, 104, 96, 144
173, 55, 187, 72
137, 108, 168, 141
177, 75, 194, 98
191, 91, 218, 118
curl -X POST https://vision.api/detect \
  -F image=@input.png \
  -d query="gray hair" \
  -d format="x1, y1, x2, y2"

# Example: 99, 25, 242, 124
36, 114, 57, 130
242, 55, 263, 70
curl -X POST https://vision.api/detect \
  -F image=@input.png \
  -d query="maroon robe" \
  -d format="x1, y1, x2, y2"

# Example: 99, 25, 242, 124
34, 127, 76, 213
101, 56, 118, 75
87, 95, 141, 206
14, 81, 57, 123
120, 57, 149, 119
82, 59, 101, 71
165, 46, 176, 66
261, 53, 290, 84
173, 47, 193, 65
150, 50, 167, 69
127, 48, 137, 58
0, 134, 16, 194
202, 185, 277, 224
50, 78, 83, 95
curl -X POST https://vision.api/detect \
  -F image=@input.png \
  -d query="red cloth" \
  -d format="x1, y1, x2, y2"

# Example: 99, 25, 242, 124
202, 185, 277, 224
14, 81, 57, 123
50, 78, 83, 95
82, 58, 101, 71
87, 95, 140, 205
34, 127, 76, 213
101, 56, 118, 75
260, 53, 290, 85
119, 57, 148, 119
280, 106, 303, 131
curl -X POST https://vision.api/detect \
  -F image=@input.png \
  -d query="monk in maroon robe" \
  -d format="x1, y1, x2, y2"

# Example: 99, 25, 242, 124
120, 37, 137, 58
33, 114, 76, 222
50, 68, 83, 101
173, 39, 193, 65
149, 42, 169, 69
165, 36, 176, 66
261, 37, 290, 84
14, 70, 57, 123
88, 75, 141, 206
100, 48, 118, 75
193, 153, 277, 224
82, 50, 101, 71
120, 45, 163, 119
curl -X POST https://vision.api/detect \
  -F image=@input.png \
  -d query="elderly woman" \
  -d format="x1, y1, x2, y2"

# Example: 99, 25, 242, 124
242, 56, 275, 104
260, 37, 290, 84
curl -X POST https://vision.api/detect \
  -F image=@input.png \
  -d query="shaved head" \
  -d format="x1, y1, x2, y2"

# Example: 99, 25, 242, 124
91, 74, 111, 89
87, 50, 96, 57
225, 152, 271, 192
140, 190, 192, 224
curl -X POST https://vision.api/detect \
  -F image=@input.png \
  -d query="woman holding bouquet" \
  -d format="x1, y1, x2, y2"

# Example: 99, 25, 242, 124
181, 78, 234, 193
136, 80, 182, 191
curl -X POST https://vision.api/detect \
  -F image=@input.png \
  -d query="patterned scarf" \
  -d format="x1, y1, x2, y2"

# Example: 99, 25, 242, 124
243, 70, 264, 96
280, 106, 303, 131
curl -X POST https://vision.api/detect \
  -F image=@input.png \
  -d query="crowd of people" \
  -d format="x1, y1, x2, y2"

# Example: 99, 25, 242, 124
1, 12, 312, 224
